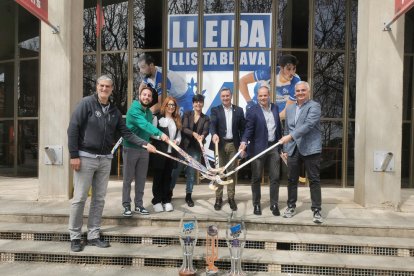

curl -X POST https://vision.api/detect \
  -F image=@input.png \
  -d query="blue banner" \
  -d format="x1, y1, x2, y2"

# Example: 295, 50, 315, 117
169, 13, 271, 71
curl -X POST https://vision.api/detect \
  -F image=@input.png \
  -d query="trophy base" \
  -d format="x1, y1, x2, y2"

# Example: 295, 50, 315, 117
206, 268, 219, 274
178, 270, 196, 276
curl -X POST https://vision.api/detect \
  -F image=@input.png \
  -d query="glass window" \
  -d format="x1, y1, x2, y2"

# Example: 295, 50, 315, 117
0, 1, 15, 60
0, 120, 14, 174
405, 8, 414, 54
347, 121, 355, 187
401, 122, 411, 188
403, 56, 413, 121
18, 6, 39, 58
83, 4, 97, 53
18, 60, 39, 117
350, 0, 358, 51
101, 1, 129, 51
314, 0, 346, 50
102, 52, 129, 114
168, 0, 198, 15
17, 120, 37, 176
241, 0, 272, 13
134, 0, 163, 49
0, 62, 15, 118
84, 54, 97, 97
313, 51, 345, 118
205, 0, 235, 13
277, 0, 309, 49
320, 121, 343, 186
348, 52, 356, 119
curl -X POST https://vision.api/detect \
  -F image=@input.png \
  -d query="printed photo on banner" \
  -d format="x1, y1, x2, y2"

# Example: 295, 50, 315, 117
168, 13, 272, 114
167, 13, 272, 160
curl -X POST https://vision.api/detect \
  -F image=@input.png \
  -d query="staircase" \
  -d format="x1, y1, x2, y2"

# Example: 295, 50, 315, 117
0, 183, 414, 275
0, 211, 414, 275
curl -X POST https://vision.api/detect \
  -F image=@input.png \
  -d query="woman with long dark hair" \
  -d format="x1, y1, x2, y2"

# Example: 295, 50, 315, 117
151, 96, 182, 212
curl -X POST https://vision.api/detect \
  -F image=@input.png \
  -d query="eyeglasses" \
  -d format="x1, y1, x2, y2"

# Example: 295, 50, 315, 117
167, 103, 176, 107
295, 89, 307, 92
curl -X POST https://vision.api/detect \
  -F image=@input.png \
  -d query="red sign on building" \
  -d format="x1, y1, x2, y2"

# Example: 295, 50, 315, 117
395, 0, 414, 14
15, 0, 49, 24
385, 0, 414, 30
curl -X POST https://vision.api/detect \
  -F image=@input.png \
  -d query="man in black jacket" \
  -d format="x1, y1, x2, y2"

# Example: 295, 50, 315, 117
67, 75, 156, 252
210, 87, 245, 211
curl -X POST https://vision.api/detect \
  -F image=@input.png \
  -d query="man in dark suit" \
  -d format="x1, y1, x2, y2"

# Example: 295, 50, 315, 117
239, 85, 282, 216
210, 87, 246, 211
279, 81, 323, 223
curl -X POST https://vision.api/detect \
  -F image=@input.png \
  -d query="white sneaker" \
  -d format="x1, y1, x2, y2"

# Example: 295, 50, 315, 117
153, 203, 164, 213
164, 203, 174, 212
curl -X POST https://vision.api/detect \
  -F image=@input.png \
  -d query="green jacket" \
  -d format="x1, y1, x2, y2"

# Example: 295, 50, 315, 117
123, 100, 162, 149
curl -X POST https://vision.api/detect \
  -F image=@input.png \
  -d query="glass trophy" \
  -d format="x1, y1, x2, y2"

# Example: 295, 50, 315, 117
225, 212, 246, 276
206, 225, 219, 274
178, 214, 198, 276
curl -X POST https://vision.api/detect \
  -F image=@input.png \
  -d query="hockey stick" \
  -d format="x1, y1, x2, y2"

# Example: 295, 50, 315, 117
143, 145, 218, 182
223, 141, 282, 178
111, 137, 124, 155
167, 140, 211, 175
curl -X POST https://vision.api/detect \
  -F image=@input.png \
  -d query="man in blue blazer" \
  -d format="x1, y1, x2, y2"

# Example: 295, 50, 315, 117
239, 85, 282, 216
279, 81, 323, 223
210, 87, 246, 211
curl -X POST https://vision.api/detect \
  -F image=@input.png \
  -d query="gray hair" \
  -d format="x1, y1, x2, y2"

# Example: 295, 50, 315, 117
295, 81, 310, 91
97, 75, 113, 86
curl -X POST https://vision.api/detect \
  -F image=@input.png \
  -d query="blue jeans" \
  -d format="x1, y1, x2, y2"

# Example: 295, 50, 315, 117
170, 148, 201, 194
69, 156, 112, 240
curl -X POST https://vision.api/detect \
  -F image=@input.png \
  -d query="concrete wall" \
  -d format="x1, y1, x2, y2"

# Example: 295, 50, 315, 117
355, 0, 405, 207
38, 0, 83, 200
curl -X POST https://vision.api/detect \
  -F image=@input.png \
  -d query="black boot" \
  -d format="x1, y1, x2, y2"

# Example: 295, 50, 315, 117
228, 198, 238, 211
214, 198, 223, 210
185, 193, 194, 207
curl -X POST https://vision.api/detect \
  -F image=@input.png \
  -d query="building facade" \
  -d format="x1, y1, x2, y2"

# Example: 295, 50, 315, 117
0, 0, 413, 206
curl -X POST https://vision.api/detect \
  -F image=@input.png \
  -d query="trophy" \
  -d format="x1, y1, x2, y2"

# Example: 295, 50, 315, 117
225, 212, 246, 276
206, 225, 219, 274
178, 214, 198, 276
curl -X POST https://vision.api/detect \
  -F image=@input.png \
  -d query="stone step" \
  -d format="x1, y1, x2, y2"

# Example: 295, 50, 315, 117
0, 222, 413, 258
0, 262, 182, 276
0, 240, 413, 275
0, 211, 413, 239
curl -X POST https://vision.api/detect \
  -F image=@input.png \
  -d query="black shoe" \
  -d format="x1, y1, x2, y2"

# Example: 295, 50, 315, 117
71, 239, 83, 252
253, 204, 262, 215
228, 198, 238, 211
185, 193, 194, 207
214, 198, 223, 210
270, 205, 280, 216
88, 237, 110, 248
122, 205, 132, 217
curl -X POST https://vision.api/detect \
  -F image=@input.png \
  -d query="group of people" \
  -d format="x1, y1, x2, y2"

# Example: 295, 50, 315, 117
66, 54, 323, 253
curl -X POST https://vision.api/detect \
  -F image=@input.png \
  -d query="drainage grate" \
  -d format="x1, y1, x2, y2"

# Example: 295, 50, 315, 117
14, 253, 133, 266
1, 232, 412, 259
34, 233, 70, 242
0, 232, 22, 240
290, 243, 400, 257
3, 253, 414, 275
281, 265, 414, 276
103, 235, 142, 244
